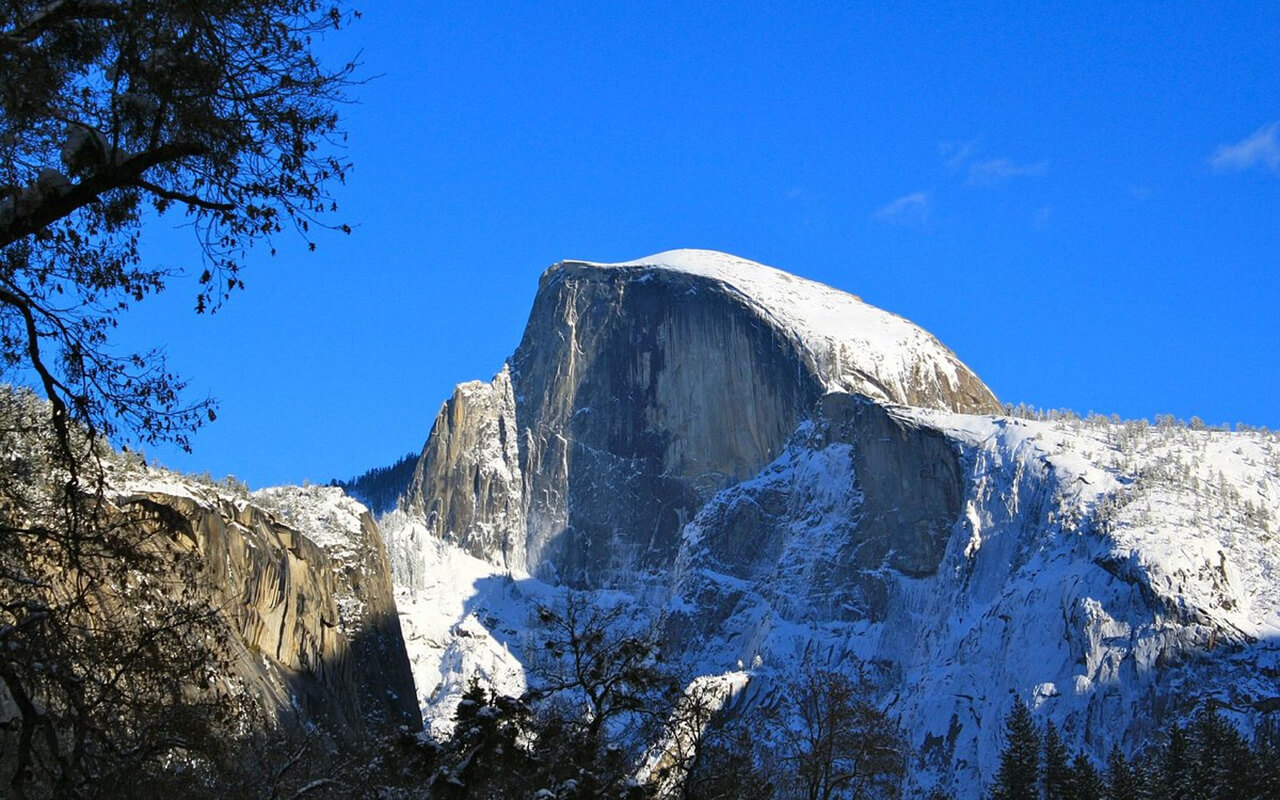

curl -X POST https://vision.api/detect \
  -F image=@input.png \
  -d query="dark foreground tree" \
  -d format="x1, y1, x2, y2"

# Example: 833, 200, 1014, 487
769, 666, 906, 800
674, 704, 774, 800
525, 591, 674, 798
1041, 720, 1071, 800
0, 388, 252, 798
992, 700, 1039, 800
0, 1, 356, 795
1066, 751, 1103, 800
1, 0, 355, 452
1104, 745, 1139, 800
419, 593, 676, 799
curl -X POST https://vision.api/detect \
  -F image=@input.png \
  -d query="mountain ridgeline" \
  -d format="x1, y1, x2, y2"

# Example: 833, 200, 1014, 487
331, 451, 420, 515
377, 250, 1280, 797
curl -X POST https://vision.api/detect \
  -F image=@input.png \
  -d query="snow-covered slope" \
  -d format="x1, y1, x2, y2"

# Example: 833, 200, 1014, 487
391, 403, 1280, 795
382, 250, 1280, 795
668, 402, 1280, 794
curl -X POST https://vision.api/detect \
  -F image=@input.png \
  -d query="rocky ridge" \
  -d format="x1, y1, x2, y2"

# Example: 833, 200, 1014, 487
394, 249, 998, 588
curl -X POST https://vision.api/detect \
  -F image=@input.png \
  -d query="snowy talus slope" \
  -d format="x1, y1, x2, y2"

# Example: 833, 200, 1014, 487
387, 409, 1280, 794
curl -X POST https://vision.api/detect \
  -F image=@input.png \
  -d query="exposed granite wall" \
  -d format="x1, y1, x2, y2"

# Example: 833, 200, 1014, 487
402, 366, 525, 571
119, 488, 421, 739
396, 257, 998, 588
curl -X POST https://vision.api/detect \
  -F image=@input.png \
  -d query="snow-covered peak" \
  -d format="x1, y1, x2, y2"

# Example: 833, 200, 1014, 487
587, 248, 804, 280
558, 249, 1000, 414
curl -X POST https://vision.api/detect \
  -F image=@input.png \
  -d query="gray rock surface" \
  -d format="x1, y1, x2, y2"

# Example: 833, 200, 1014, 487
401, 366, 525, 572
119, 482, 422, 739
677, 393, 963, 627
393, 251, 999, 588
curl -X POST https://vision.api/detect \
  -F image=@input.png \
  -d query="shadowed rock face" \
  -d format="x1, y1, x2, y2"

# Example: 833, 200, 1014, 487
397, 253, 999, 587
675, 393, 964, 625
120, 489, 421, 739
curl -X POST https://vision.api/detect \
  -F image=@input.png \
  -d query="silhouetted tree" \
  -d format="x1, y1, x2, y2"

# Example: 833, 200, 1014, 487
1, 0, 356, 454
1042, 720, 1072, 800
993, 700, 1039, 800
427, 679, 537, 800
677, 708, 774, 800
524, 591, 673, 798
770, 666, 906, 800
0, 1, 356, 794
1067, 751, 1103, 800
1187, 708, 1254, 799
1152, 724, 1192, 800
1104, 745, 1139, 800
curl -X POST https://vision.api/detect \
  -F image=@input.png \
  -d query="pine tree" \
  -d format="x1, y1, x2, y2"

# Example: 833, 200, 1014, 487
429, 680, 536, 799
1188, 708, 1254, 799
1043, 720, 1072, 800
1104, 745, 1139, 800
1067, 751, 1103, 800
1153, 724, 1192, 800
993, 699, 1040, 800
1251, 715, 1280, 800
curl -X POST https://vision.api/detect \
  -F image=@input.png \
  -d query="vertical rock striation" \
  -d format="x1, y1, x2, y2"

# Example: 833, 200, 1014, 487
401, 366, 525, 573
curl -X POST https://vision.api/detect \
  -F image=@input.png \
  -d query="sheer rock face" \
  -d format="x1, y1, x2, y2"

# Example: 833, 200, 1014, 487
401, 366, 525, 572
510, 263, 826, 585
118, 485, 421, 739
393, 250, 999, 588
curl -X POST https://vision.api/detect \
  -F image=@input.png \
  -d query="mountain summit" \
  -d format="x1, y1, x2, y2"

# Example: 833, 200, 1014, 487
380, 251, 1280, 797
394, 250, 998, 586
558, 249, 1000, 414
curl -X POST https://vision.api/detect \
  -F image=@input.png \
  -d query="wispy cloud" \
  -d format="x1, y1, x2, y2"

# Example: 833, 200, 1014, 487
940, 138, 981, 170
872, 191, 932, 227
967, 158, 1049, 186
1209, 121, 1280, 173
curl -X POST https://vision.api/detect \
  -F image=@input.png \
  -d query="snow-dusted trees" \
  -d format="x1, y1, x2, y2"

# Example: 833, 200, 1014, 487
989, 706, 1280, 800
424, 605, 910, 800
1, 0, 355, 453
525, 591, 675, 797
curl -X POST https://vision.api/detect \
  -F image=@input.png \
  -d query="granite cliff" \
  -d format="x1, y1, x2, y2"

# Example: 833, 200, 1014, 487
382, 250, 1280, 796
394, 249, 997, 587
109, 470, 422, 740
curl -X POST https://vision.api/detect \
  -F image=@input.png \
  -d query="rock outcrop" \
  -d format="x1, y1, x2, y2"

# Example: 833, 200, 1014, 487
393, 250, 998, 588
119, 478, 421, 739
400, 366, 525, 573
674, 393, 963, 628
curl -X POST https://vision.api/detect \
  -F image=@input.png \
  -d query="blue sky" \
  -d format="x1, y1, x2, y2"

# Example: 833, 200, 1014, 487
114, 1, 1280, 488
